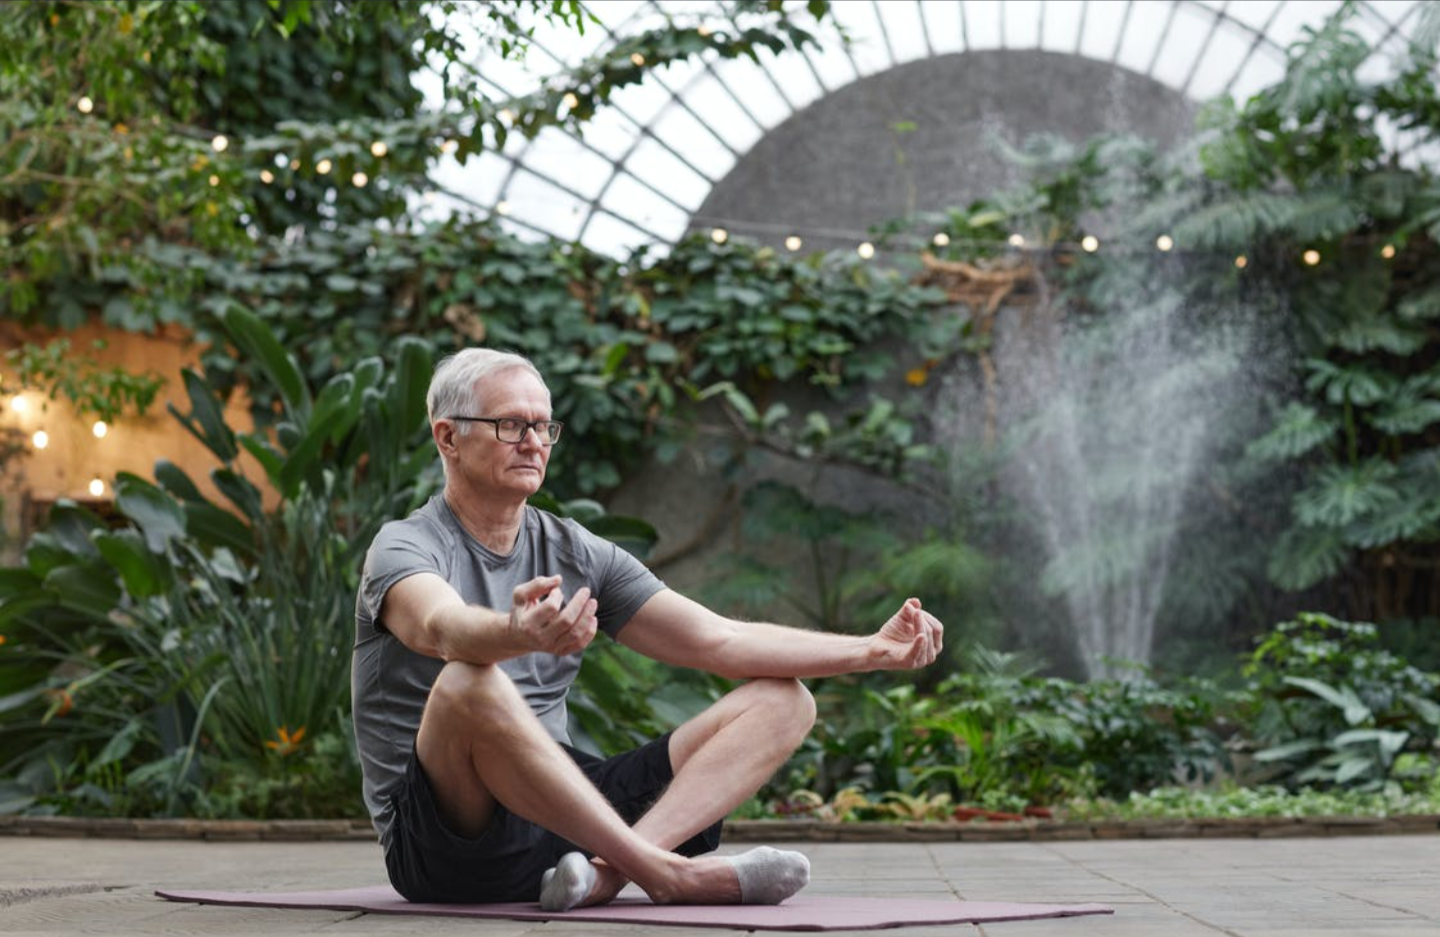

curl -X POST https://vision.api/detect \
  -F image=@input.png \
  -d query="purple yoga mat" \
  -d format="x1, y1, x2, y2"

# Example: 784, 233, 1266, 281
156, 885, 1113, 931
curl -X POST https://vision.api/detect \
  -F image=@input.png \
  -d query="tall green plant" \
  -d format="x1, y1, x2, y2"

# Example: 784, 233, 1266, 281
0, 307, 437, 815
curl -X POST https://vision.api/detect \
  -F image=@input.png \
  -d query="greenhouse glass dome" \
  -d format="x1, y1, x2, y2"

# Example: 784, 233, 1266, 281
426, 1, 1439, 256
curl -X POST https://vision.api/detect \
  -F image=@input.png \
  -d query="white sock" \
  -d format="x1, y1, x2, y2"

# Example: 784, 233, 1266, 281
539, 851, 597, 912
726, 846, 810, 904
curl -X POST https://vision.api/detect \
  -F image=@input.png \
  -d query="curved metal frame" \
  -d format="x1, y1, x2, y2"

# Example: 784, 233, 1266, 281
466, 0, 1428, 253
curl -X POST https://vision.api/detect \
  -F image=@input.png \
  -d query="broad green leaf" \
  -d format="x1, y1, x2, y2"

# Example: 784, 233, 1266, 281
115, 478, 186, 553
94, 530, 171, 598
1294, 461, 1400, 527
1282, 676, 1371, 725
153, 460, 205, 503
1245, 403, 1337, 463
169, 369, 238, 463
224, 306, 311, 419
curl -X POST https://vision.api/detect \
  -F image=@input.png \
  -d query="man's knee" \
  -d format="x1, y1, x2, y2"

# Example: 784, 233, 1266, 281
751, 677, 817, 741
426, 661, 526, 731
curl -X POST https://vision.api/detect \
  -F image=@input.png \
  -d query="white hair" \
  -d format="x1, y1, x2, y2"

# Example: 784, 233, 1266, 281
426, 348, 548, 435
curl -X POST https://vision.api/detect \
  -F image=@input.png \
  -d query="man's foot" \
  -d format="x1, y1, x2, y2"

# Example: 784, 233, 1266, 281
726, 846, 810, 904
539, 852, 598, 912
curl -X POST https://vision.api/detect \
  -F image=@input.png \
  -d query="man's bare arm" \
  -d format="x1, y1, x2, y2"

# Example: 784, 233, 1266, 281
617, 589, 943, 680
381, 572, 599, 663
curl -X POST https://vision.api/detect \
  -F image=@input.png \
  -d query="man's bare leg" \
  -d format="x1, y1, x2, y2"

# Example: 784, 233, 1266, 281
416, 660, 756, 905
568, 677, 817, 905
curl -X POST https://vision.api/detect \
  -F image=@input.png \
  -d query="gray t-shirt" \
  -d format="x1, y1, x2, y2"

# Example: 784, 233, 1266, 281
351, 494, 665, 845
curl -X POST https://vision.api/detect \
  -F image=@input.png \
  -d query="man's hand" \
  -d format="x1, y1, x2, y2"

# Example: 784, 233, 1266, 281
508, 575, 598, 657
870, 598, 944, 670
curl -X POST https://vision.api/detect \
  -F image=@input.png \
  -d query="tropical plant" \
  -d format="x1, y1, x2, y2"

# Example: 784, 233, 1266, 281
1242, 613, 1440, 790
0, 307, 438, 815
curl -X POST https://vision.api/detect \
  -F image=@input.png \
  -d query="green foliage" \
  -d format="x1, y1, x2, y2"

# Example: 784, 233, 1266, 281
1063, 772, 1440, 821
0, 310, 438, 816
1242, 613, 1440, 791
5, 339, 166, 423
777, 649, 1222, 812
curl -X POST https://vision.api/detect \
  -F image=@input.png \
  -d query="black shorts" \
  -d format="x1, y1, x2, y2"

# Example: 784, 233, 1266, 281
383, 731, 724, 904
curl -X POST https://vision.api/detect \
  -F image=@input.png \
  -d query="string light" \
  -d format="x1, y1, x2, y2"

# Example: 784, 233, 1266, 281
315, 158, 333, 174
630, 52, 646, 66
1081, 235, 1099, 253
1303, 249, 1320, 266
92, 420, 107, 439
1235, 255, 1248, 269
710, 227, 729, 244
562, 92, 579, 110
698, 24, 712, 37
352, 171, 369, 188
1156, 234, 1174, 252
499, 108, 515, 124
932, 232, 950, 247
211, 134, 228, 153
1381, 244, 1396, 259
370, 141, 388, 158
260, 169, 275, 184
9, 395, 28, 414
784, 235, 802, 251
208, 174, 220, 187
77, 95, 94, 113
88, 477, 106, 498
857, 241, 875, 259
495, 199, 511, 216
439, 139, 458, 155
31, 430, 48, 450
1007, 233, 1025, 248
290, 158, 301, 170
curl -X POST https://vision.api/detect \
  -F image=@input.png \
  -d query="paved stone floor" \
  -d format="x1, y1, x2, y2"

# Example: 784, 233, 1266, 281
1, 834, 1437, 935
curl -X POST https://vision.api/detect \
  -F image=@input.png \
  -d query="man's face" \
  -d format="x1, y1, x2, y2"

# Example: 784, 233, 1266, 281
448, 367, 553, 500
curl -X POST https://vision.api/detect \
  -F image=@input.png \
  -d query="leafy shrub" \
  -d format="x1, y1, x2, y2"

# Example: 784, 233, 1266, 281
1242, 613, 1440, 790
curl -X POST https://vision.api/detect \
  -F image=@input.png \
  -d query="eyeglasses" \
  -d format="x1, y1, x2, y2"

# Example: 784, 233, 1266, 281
446, 416, 563, 445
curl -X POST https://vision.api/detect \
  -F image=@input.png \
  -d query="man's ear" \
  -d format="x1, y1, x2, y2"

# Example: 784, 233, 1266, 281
433, 419, 459, 458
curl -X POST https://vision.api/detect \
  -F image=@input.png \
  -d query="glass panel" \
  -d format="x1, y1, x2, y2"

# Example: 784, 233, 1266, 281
1041, 0, 1085, 52
1003, 0, 1044, 48
961, 0, 1004, 49
920, 0, 965, 56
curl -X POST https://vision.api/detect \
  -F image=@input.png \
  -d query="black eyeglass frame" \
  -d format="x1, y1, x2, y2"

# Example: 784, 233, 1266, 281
445, 416, 564, 445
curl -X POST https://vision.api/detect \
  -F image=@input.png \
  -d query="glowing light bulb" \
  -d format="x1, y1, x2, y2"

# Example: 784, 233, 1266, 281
32, 430, 48, 450
211, 134, 228, 153
1381, 244, 1396, 259
698, 24, 712, 37
315, 158, 333, 175
77, 95, 94, 114
89, 478, 106, 498
208, 174, 220, 187
1156, 234, 1175, 252
710, 227, 728, 244
495, 199, 511, 216
499, 108, 515, 124
260, 169, 274, 184
1081, 235, 1099, 253
352, 171, 368, 187
1235, 255, 1248, 269
784, 235, 802, 251
92, 420, 108, 439
10, 395, 28, 414
562, 92, 579, 110
370, 140, 388, 158
1008, 233, 1025, 248
630, 52, 646, 66
857, 241, 875, 260
1303, 249, 1320, 266
290, 158, 301, 170
932, 232, 950, 247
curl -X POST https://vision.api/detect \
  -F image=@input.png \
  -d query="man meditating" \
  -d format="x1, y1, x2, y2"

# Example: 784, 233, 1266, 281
352, 348, 944, 911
